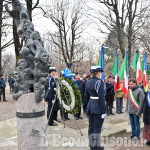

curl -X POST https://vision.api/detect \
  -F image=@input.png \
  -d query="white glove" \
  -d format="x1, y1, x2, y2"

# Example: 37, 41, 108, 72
101, 114, 106, 119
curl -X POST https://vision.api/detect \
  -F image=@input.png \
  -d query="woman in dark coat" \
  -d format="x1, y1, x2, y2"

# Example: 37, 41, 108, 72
143, 80, 150, 146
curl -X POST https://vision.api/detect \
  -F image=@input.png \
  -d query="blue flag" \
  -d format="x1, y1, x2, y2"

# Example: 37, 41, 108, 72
101, 46, 105, 80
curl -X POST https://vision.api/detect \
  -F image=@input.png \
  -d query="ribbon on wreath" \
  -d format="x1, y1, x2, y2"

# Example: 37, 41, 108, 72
61, 68, 77, 85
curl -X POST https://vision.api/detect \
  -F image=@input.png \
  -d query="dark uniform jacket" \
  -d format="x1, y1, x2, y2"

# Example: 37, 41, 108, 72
76, 79, 82, 91
45, 75, 56, 99
85, 77, 106, 115
45, 75, 59, 111
143, 92, 150, 124
80, 78, 86, 102
105, 82, 114, 102
0, 78, 6, 89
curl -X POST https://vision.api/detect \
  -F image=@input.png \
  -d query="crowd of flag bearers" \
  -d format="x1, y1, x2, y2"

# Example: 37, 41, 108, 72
107, 48, 150, 145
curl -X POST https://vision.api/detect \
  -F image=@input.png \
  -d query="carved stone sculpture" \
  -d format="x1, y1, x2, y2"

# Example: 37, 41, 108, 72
5, 0, 50, 103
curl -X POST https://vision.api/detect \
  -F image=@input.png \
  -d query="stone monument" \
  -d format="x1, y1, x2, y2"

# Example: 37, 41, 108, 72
5, 0, 50, 149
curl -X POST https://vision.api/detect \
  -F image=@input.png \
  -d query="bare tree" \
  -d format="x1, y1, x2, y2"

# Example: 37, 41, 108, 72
136, 21, 150, 52
0, 0, 4, 73
95, 0, 149, 64
126, 0, 149, 63
44, 0, 87, 70
93, 0, 127, 58
2, 53, 16, 76
0, 0, 14, 73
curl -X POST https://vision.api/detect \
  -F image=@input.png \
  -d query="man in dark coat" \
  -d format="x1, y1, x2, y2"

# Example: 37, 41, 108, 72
80, 72, 87, 114
45, 67, 60, 126
84, 75, 91, 110
0, 74, 6, 101
8, 75, 15, 94
105, 76, 115, 115
74, 72, 83, 120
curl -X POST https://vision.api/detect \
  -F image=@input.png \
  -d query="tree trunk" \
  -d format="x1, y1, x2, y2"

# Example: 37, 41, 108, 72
0, 0, 3, 74
118, 28, 125, 59
26, 0, 33, 21
128, 27, 132, 66
13, 20, 21, 65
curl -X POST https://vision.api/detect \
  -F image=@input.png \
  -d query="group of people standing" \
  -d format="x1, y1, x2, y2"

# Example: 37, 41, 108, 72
105, 75, 150, 146
43, 65, 150, 150
45, 66, 106, 150
105, 75, 124, 116
45, 67, 91, 126
0, 74, 15, 102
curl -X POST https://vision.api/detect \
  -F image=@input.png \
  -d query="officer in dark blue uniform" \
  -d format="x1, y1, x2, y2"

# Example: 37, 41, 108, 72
74, 72, 83, 120
85, 66, 106, 150
45, 67, 59, 126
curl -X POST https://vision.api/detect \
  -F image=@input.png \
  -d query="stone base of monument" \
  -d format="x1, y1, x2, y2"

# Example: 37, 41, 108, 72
16, 93, 46, 150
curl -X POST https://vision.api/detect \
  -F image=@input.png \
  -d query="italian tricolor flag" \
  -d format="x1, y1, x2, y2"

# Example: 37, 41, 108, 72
136, 59, 142, 84
111, 54, 120, 91
131, 49, 142, 84
120, 51, 128, 99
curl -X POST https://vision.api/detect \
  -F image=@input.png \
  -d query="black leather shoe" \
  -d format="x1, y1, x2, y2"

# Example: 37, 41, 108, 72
107, 113, 110, 116
3, 100, 7, 101
146, 141, 150, 146
48, 122, 58, 126
98, 146, 104, 150
91, 146, 104, 150
61, 118, 66, 121
75, 117, 79, 120
110, 112, 115, 115
120, 112, 124, 114
78, 116, 83, 119
128, 135, 135, 139
65, 117, 70, 120
54, 119, 61, 123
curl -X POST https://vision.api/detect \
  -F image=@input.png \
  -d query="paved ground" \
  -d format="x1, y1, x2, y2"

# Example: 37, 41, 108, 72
0, 85, 150, 150
0, 86, 16, 122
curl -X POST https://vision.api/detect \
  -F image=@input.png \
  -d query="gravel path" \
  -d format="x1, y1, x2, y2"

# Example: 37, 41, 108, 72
0, 85, 16, 122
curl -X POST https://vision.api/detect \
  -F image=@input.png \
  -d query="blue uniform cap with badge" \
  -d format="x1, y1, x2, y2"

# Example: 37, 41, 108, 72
90, 66, 103, 73
49, 67, 57, 73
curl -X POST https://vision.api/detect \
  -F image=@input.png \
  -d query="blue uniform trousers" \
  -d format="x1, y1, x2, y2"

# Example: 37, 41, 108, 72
47, 99, 54, 125
82, 101, 87, 114
88, 114, 104, 135
88, 114, 104, 148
